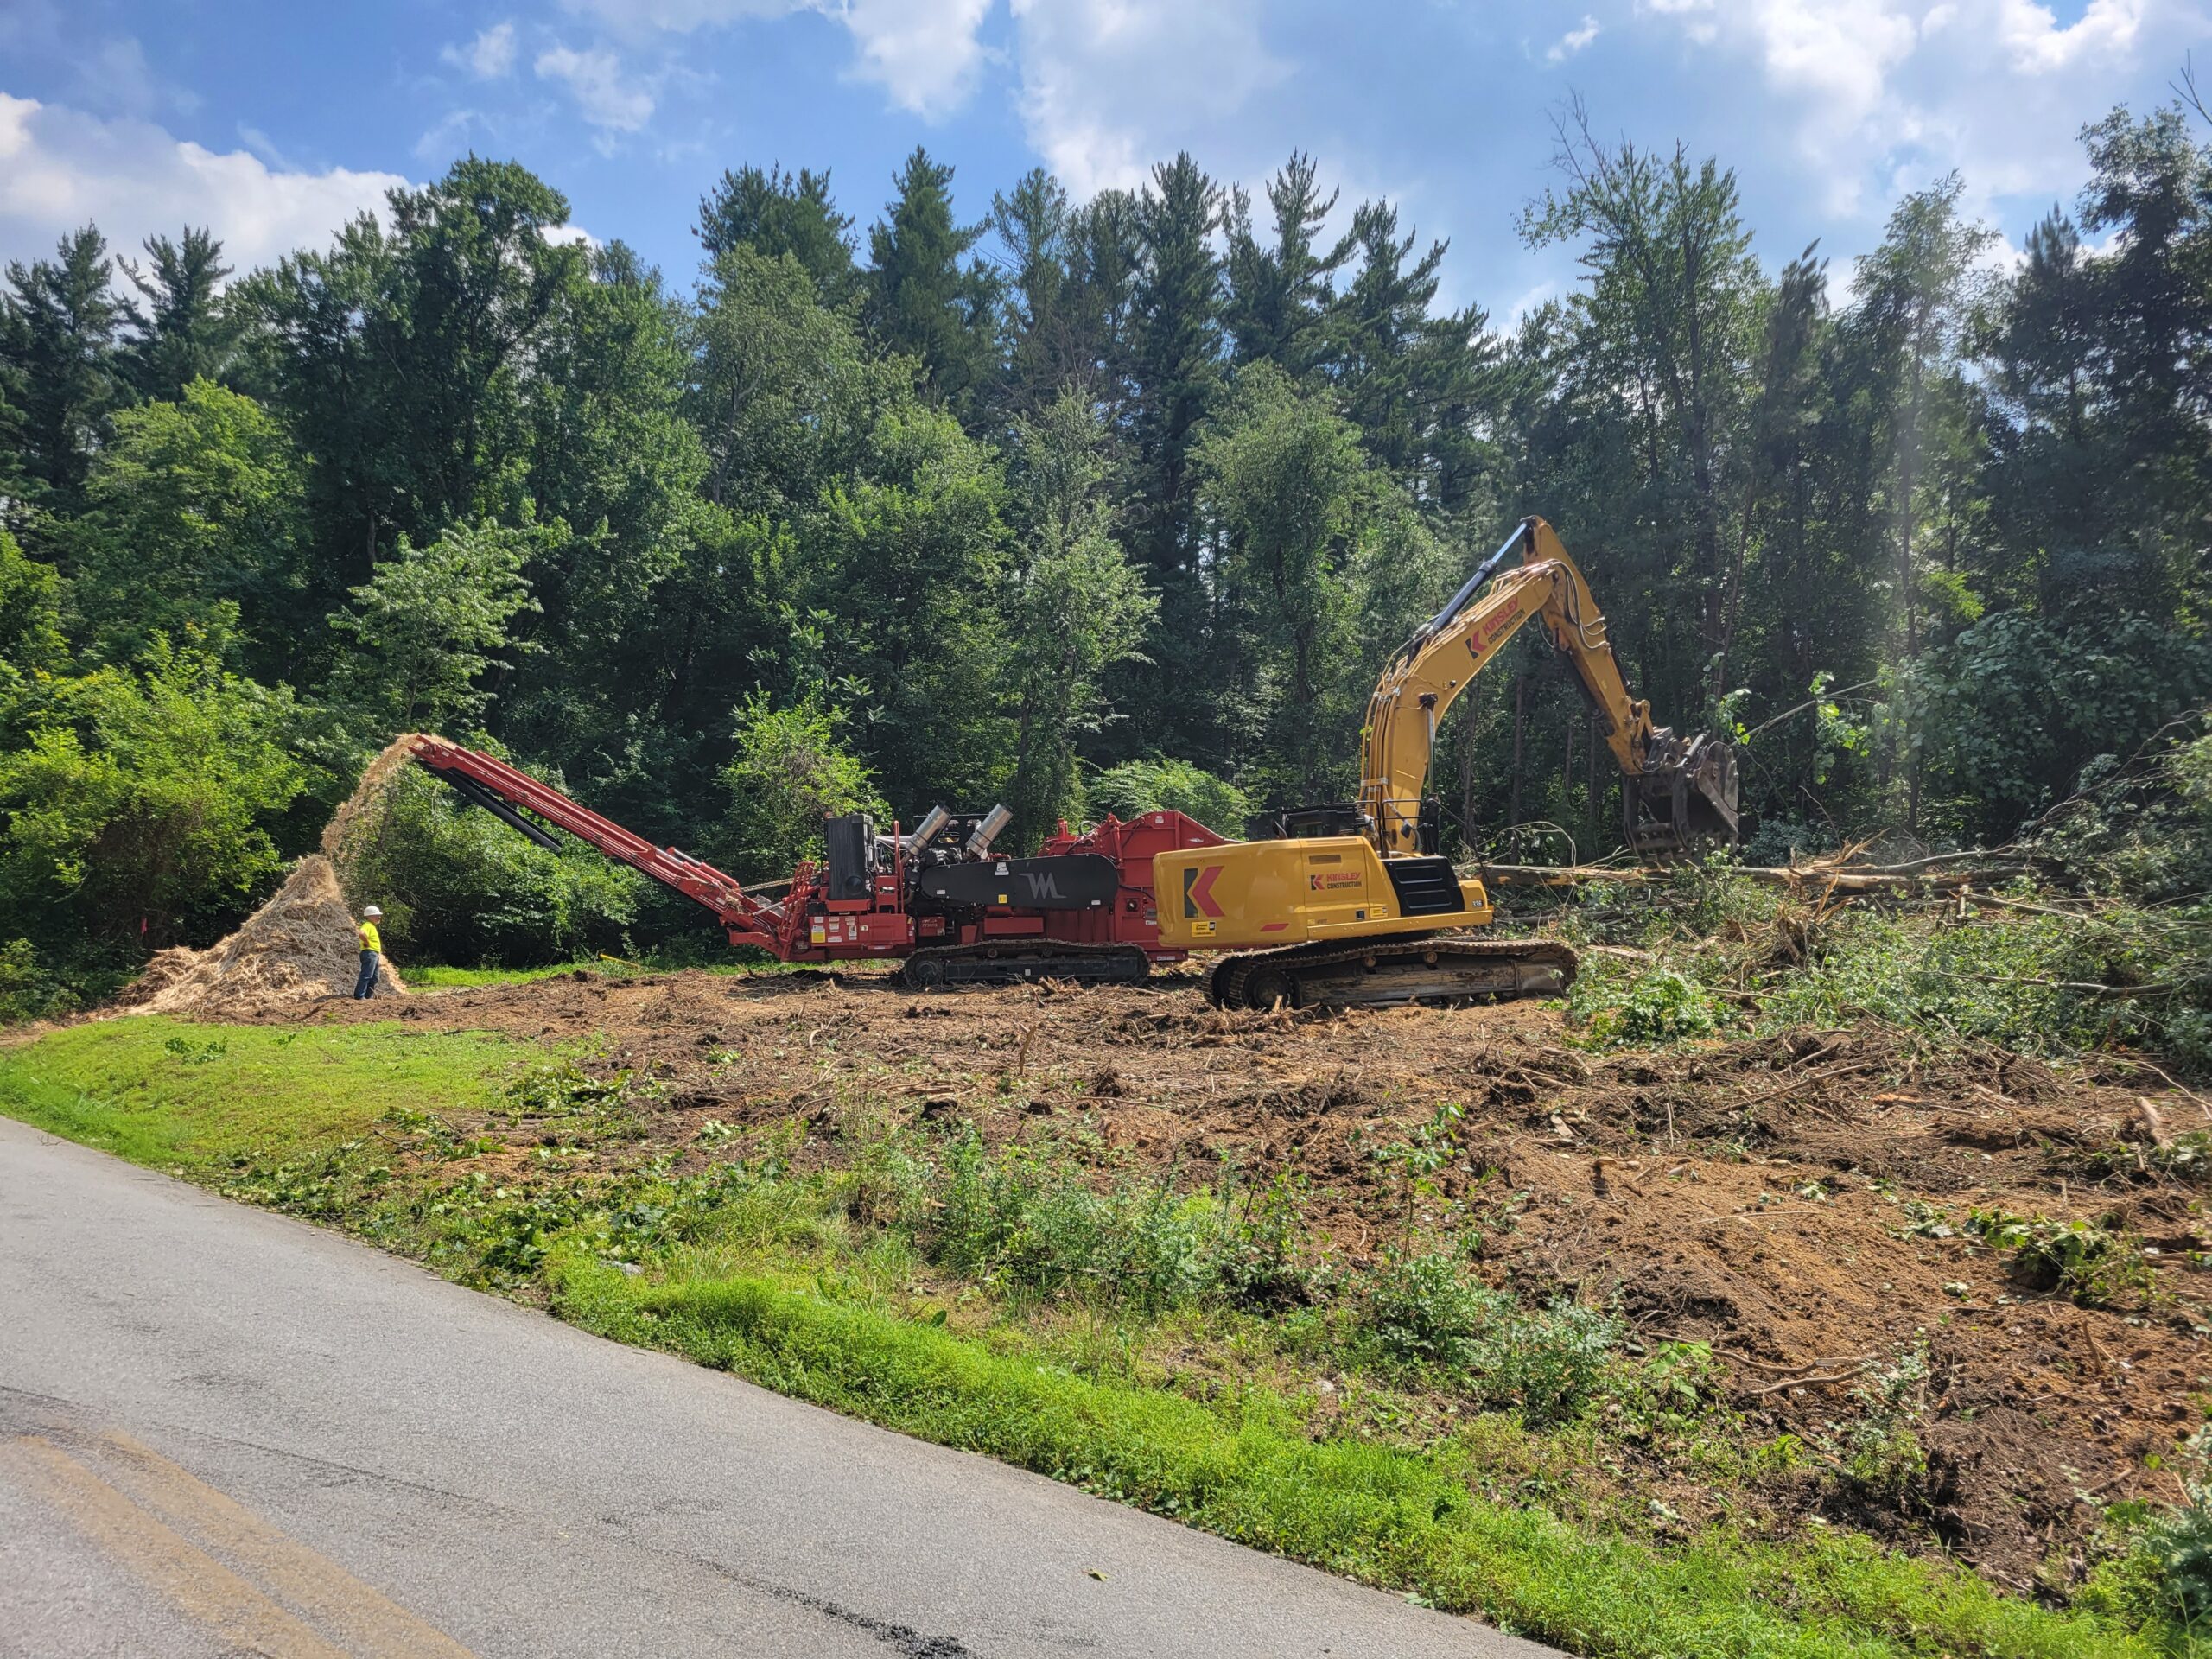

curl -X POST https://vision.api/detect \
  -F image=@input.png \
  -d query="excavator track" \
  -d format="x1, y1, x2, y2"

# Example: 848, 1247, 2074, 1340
1205, 936, 1578, 1011
897, 940, 1153, 990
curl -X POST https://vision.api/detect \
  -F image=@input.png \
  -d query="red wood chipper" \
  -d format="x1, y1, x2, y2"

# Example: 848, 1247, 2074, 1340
408, 738, 1226, 988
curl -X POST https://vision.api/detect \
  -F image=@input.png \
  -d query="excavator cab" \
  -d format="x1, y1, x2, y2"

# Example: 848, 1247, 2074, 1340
1247, 804, 1368, 841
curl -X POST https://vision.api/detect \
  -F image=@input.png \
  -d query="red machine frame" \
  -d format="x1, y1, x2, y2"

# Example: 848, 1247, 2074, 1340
408, 737, 1226, 975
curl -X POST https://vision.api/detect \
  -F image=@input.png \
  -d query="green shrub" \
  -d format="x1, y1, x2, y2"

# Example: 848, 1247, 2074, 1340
1357, 1249, 1624, 1425
1966, 1209, 2155, 1308
925, 1129, 1223, 1309
718, 690, 887, 880
2143, 1488, 2212, 1634
335, 760, 644, 966
1838, 1345, 1933, 1504
1215, 1171, 1315, 1311
1085, 758, 1250, 837
0, 938, 70, 1024
1492, 1300, 1627, 1427
1571, 963, 1724, 1047
1361, 1248, 1507, 1370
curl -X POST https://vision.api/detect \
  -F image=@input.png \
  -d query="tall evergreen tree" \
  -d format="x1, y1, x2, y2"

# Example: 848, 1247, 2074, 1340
1064, 189, 1146, 423
0, 226, 131, 523
1122, 154, 1226, 758
121, 227, 237, 403
696, 164, 858, 308
1224, 151, 1352, 374
989, 168, 1077, 418
1326, 200, 1460, 485
865, 148, 999, 416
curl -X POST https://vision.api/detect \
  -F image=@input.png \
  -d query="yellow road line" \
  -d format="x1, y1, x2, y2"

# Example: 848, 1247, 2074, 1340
92, 1427, 477, 1659
7, 1434, 354, 1659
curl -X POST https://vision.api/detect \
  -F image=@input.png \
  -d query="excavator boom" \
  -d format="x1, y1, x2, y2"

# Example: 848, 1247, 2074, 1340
1359, 516, 1737, 856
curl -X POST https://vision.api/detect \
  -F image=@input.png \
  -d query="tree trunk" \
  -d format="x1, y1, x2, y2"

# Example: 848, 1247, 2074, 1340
1457, 718, 1478, 854
1508, 675, 1527, 837
1588, 714, 1602, 846
1709, 483, 1758, 706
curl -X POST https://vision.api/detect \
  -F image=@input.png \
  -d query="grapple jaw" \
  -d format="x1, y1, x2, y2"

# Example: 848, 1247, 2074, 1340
1629, 732, 1739, 856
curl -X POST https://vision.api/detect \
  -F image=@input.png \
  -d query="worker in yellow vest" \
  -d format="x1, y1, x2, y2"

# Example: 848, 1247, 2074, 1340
353, 906, 385, 999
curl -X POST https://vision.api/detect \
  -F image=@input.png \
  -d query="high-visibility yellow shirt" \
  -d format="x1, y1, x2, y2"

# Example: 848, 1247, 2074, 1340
358, 920, 382, 954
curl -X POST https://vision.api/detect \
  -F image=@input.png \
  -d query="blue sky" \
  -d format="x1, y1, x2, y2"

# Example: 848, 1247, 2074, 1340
0, 0, 2202, 319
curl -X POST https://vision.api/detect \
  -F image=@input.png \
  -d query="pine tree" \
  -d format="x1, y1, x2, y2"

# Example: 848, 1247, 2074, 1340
1327, 200, 1453, 480
1124, 154, 1226, 759
696, 164, 857, 308
1223, 151, 1351, 374
865, 147, 999, 416
0, 226, 131, 520
121, 227, 237, 403
1064, 188, 1145, 422
989, 168, 1076, 418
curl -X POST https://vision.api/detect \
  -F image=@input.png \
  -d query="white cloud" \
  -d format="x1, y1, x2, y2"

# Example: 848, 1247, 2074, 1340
1637, 0, 1720, 45
550, 0, 990, 122
414, 108, 484, 162
1989, 0, 2145, 73
535, 43, 657, 134
0, 92, 406, 276
1638, 0, 2177, 219
86, 35, 172, 117
839, 0, 995, 118
235, 124, 297, 172
1008, 0, 1287, 197
442, 22, 519, 79
556, 0, 807, 36
1548, 15, 1601, 62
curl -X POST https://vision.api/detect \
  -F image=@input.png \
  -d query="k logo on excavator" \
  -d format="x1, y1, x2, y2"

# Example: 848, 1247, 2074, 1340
1182, 864, 1224, 919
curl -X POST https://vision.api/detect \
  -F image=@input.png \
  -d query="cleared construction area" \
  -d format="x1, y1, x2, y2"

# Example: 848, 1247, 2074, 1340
211, 959, 2196, 1596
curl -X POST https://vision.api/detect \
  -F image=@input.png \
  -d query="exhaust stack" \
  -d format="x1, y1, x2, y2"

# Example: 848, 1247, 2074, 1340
965, 804, 1013, 857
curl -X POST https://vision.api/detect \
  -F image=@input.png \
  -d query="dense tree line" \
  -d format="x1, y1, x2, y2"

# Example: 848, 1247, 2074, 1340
1, 105, 2207, 1002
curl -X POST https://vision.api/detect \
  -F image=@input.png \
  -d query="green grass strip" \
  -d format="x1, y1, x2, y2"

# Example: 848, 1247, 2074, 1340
0, 1017, 526, 1169
550, 1254, 2141, 1659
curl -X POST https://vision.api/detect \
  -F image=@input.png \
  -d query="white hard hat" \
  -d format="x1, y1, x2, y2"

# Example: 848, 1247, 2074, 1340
362, 906, 383, 918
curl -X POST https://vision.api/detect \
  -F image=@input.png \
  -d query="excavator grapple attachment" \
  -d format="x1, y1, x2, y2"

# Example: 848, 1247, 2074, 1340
1629, 733, 1738, 855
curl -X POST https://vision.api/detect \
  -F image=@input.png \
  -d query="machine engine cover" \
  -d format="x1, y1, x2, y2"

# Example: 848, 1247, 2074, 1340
917, 854, 1119, 911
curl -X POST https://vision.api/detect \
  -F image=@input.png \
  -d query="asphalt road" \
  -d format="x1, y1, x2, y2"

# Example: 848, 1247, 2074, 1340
0, 1116, 1556, 1659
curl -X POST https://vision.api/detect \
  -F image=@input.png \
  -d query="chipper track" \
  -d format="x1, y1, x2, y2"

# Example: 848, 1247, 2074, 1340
1205, 936, 1578, 1011
897, 940, 1153, 990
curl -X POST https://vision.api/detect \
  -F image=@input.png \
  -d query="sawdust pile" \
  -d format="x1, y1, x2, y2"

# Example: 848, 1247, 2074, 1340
111, 735, 438, 1017
112, 856, 406, 1016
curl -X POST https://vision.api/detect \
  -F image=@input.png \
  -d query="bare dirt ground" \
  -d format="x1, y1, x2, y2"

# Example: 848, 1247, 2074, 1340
246, 967, 2209, 1590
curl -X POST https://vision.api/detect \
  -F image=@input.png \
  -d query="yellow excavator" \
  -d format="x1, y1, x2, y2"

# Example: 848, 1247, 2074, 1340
1156, 516, 1738, 1009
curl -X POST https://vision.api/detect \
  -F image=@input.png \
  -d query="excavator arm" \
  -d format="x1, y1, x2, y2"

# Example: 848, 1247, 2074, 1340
1357, 516, 1738, 856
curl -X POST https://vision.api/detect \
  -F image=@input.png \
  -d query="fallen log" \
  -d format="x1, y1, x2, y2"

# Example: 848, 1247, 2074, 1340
1476, 861, 2035, 893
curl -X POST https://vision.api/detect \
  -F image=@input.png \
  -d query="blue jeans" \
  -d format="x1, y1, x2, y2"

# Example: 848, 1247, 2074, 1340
353, 950, 380, 999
